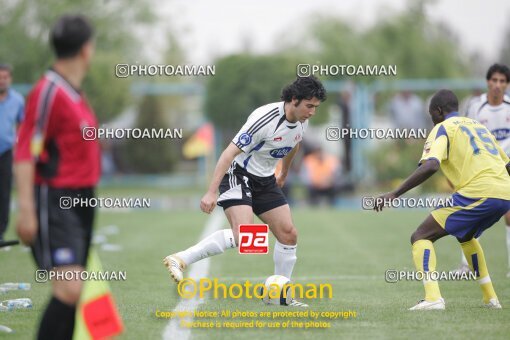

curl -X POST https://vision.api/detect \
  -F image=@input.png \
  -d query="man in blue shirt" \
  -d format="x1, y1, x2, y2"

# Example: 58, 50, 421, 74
0, 64, 24, 241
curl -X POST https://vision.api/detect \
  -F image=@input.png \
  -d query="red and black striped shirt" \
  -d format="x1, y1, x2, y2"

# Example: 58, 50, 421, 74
15, 69, 100, 188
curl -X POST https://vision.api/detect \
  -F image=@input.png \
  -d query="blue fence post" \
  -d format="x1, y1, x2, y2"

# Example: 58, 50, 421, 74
350, 83, 371, 182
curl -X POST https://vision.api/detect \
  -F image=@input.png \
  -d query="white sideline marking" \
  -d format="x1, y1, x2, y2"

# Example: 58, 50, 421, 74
218, 275, 380, 281
163, 209, 225, 340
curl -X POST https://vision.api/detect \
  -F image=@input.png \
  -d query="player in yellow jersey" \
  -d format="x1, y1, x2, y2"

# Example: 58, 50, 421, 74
375, 89, 510, 310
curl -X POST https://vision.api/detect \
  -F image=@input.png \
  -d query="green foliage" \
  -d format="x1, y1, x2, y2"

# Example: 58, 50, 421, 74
205, 1, 473, 137
368, 140, 448, 193
0, 0, 155, 121
363, 5, 469, 78
83, 52, 131, 122
205, 54, 298, 136
117, 96, 180, 173
303, 18, 366, 70
292, 0, 470, 80
500, 25, 510, 67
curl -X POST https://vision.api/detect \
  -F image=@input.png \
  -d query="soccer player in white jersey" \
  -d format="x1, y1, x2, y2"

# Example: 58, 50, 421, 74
457, 63, 510, 277
164, 76, 326, 306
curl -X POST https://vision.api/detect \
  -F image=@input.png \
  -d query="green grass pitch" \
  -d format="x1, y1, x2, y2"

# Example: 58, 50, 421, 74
1, 204, 510, 339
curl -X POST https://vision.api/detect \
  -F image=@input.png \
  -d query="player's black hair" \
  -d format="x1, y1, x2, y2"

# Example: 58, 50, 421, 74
281, 76, 327, 103
0, 64, 12, 75
429, 89, 459, 113
50, 15, 94, 59
486, 63, 510, 82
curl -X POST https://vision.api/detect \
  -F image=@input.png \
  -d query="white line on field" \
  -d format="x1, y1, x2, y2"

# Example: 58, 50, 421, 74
218, 275, 381, 281
163, 209, 225, 340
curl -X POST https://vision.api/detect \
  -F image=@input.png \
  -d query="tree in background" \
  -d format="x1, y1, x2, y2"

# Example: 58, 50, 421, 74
294, 0, 470, 80
117, 31, 188, 173
206, 0, 472, 130
363, 0, 470, 78
117, 95, 179, 173
0, 0, 155, 122
205, 54, 298, 146
501, 24, 510, 68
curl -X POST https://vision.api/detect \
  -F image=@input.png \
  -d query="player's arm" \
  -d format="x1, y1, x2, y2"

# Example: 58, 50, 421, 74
13, 92, 39, 245
375, 125, 447, 212
276, 143, 300, 188
17, 96, 25, 128
200, 142, 243, 214
374, 159, 439, 212
201, 107, 269, 212
14, 161, 38, 244
393, 159, 440, 197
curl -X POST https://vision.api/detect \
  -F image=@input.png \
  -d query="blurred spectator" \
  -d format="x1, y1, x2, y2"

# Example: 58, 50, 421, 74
337, 91, 352, 173
101, 139, 117, 178
389, 90, 427, 130
460, 89, 483, 116
301, 147, 340, 206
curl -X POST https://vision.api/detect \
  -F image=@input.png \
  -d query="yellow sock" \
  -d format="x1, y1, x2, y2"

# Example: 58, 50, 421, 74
412, 240, 441, 301
460, 238, 497, 303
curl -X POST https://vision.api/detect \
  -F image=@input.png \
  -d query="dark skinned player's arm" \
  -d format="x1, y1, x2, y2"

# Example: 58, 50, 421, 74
374, 159, 440, 212
393, 159, 440, 197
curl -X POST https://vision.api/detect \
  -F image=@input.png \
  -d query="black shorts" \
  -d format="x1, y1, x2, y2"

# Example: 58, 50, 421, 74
217, 162, 287, 215
32, 185, 95, 270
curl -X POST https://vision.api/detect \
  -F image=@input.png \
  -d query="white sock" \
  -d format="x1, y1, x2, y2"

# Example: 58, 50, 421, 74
176, 229, 236, 265
506, 226, 510, 268
273, 240, 297, 279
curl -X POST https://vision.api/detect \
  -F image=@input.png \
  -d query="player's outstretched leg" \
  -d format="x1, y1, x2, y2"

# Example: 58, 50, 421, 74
409, 215, 448, 310
460, 238, 501, 308
163, 229, 236, 282
164, 206, 251, 283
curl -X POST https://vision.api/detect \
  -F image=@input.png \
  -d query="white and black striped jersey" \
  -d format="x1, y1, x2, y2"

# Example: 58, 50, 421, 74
231, 101, 307, 177
466, 93, 510, 155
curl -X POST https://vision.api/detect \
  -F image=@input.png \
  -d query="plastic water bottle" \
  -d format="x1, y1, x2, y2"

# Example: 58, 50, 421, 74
0, 283, 31, 293
0, 298, 33, 311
